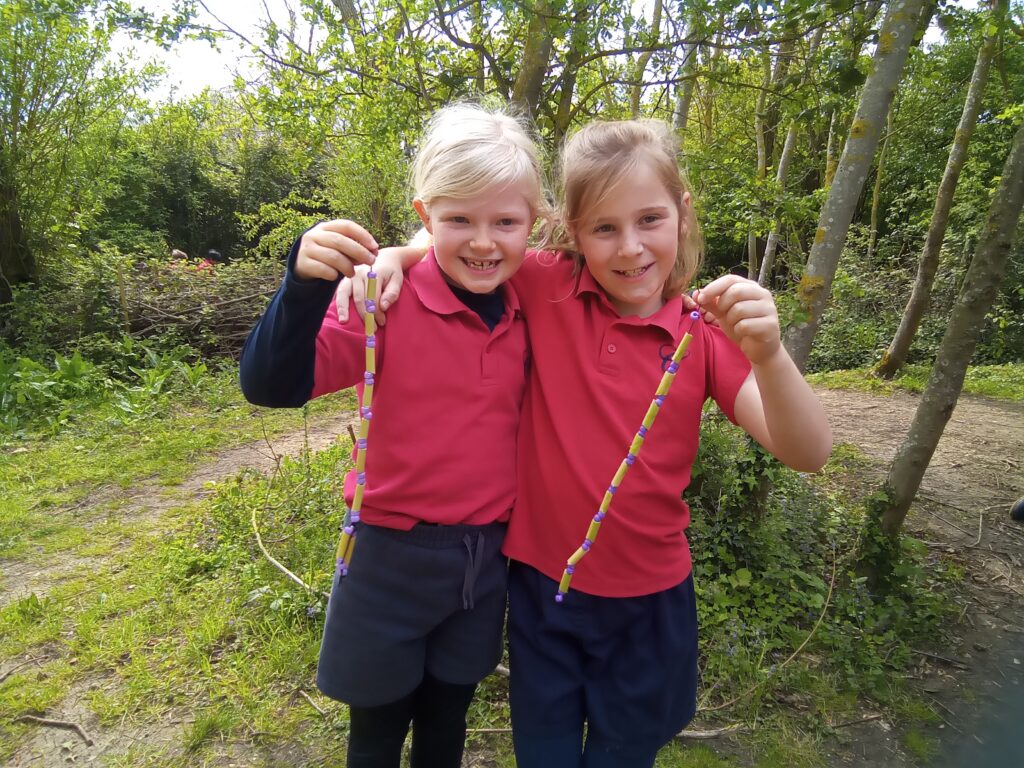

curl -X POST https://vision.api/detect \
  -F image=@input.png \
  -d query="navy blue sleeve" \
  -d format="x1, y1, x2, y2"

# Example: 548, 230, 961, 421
239, 236, 340, 407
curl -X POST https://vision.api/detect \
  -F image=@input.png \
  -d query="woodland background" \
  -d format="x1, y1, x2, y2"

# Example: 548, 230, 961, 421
1, 0, 1023, 766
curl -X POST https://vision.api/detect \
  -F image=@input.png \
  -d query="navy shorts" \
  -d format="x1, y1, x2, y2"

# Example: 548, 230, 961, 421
316, 521, 508, 708
508, 561, 698, 764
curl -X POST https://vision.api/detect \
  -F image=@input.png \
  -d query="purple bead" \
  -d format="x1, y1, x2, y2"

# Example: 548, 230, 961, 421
360, 407, 373, 420
365, 300, 377, 313
343, 525, 355, 535
368, 271, 378, 279
581, 540, 592, 551
608, 485, 618, 494
690, 310, 700, 320
625, 454, 636, 466
638, 426, 648, 437
594, 512, 605, 522
667, 362, 679, 374
357, 438, 367, 449
555, 593, 564, 603
566, 565, 575, 574
655, 395, 665, 406
356, 472, 366, 484
351, 512, 361, 522
364, 372, 375, 386
367, 335, 376, 348
340, 565, 349, 576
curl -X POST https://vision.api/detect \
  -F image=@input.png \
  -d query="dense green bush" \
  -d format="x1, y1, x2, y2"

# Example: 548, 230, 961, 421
687, 411, 960, 700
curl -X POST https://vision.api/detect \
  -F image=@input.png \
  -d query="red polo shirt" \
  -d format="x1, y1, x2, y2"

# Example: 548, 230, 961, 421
313, 251, 527, 530
503, 253, 751, 597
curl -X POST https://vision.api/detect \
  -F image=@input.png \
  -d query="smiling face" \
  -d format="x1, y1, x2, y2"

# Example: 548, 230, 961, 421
414, 182, 535, 294
573, 160, 684, 317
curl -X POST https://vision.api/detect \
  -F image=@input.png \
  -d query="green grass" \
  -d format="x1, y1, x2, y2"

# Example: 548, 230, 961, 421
1, 372, 966, 767
0, 370, 355, 562
807, 362, 1024, 401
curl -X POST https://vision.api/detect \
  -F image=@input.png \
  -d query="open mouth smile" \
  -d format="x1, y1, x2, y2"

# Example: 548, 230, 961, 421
461, 258, 501, 272
614, 264, 653, 278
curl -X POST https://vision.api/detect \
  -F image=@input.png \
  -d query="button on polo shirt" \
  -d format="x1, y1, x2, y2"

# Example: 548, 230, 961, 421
503, 253, 751, 598
313, 251, 528, 530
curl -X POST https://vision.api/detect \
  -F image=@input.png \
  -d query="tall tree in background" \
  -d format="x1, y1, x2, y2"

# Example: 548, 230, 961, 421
784, 0, 925, 371
875, 116, 1024, 536
875, 0, 1004, 378
758, 27, 824, 286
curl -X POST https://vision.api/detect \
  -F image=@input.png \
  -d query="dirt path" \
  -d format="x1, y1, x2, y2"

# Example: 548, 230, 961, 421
0, 413, 358, 610
815, 388, 1024, 767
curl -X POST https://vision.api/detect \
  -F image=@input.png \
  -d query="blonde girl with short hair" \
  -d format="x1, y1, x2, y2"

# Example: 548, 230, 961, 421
241, 102, 547, 768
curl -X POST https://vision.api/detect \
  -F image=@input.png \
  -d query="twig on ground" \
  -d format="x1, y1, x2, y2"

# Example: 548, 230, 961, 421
911, 649, 969, 670
676, 723, 745, 739
347, 424, 357, 445
298, 689, 327, 718
467, 727, 512, 734
260, 417, 282, 466
926, 696, 964, 733
700, 546, 839, 713
923, 507, 976, 538
14, 715, 94, 746
252, 495, 330, 599
0, 658, 39, 684
830, 714, 882, 729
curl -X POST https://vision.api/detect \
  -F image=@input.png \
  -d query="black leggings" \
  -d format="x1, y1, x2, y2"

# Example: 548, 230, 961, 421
346, 672, 478, 768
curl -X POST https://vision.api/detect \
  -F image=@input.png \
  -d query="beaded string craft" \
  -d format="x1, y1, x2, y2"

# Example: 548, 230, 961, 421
556, 310, 702, 601
334, 271, 379, 578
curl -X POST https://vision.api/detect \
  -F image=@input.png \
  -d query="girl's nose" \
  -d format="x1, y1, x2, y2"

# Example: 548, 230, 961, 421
470, 231, 494, 252
618, 233, 643, 257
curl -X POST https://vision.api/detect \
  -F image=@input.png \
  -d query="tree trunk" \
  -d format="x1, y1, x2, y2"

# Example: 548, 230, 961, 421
875, 0, 1002, 378
783, 0, 925, 372
629, 0, 663, 118
878, 117, 1024, 535
0, 159, 35, 307
823, 109, 839, 188
758, 28, 824, 287
511, 0, 554, 116
673, 25, 699, 138
748, 47, 773, 279
867, 101, 896, 261
552, 2, 590, 144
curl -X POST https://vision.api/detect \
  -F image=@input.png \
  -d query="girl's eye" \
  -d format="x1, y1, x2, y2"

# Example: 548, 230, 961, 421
593, 223, 614, 234
448, 216, 469, 224
498, 218, 516, 227
641, 214, 662, 225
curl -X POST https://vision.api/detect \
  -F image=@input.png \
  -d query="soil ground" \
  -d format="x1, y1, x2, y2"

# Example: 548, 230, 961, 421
813, 389, 1024, 768
2, 391, 1022, 766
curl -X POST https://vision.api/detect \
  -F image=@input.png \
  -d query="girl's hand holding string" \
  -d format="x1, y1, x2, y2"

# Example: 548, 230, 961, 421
692, 275, 781, 366
295, 219, 379, 281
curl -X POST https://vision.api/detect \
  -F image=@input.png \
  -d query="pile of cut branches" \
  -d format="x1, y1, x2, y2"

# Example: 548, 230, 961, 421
123, 257, 282, 357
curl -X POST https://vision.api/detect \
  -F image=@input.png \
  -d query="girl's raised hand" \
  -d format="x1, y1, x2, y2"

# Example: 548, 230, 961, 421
295, 219, 378, 281
335, 247, 413, 326
693, 275, 781, 365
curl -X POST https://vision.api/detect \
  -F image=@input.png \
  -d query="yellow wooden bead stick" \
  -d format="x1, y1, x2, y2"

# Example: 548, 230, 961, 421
556, 311, 701, 601
334, 272, 379, 577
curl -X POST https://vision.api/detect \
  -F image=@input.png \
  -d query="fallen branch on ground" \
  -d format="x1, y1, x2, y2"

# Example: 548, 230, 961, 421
14, 715, 94, 746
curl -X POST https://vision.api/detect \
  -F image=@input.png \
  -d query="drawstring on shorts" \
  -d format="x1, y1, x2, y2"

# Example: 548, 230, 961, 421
461, 532, 486, 610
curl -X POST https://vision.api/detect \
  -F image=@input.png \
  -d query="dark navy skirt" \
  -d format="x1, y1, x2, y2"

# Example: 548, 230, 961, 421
316, 521, 508, 708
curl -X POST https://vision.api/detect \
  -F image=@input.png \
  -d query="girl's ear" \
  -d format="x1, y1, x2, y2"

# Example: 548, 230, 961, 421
413, 199, 433, 233
678, 191, 693, 238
